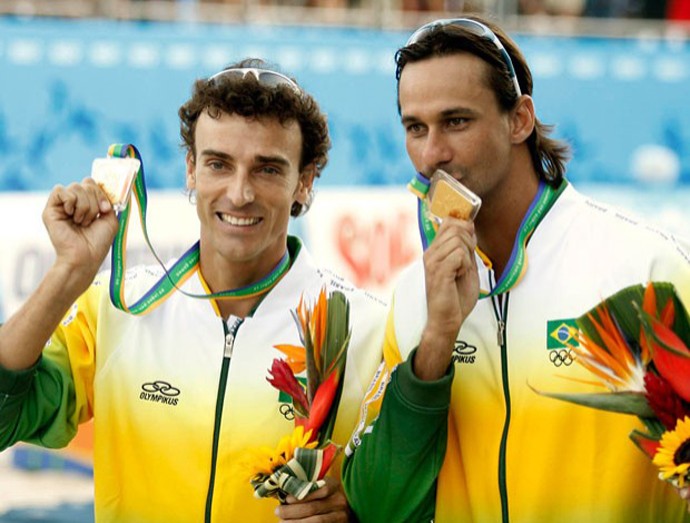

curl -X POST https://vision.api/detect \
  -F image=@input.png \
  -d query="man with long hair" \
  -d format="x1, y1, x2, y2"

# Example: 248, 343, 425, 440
343, 16, 690, 523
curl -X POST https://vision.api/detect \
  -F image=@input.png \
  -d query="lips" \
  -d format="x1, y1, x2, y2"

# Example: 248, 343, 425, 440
218, 213, 261, 226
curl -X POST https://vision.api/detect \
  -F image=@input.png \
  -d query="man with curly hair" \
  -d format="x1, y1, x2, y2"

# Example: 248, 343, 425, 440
0, 59, 385, 522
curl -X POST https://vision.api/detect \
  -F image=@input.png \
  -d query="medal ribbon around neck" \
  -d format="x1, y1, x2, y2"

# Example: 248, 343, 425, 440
107, 143, 291, 315
407, 172, 567, 299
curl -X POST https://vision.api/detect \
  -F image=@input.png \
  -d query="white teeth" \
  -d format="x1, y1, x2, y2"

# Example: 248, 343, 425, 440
219, 214, 260, 226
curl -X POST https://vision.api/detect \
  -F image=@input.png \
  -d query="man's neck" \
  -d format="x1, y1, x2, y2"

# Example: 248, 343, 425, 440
216, 295, 260, 321
474, 171, 540, 279
199, 248, 289, 321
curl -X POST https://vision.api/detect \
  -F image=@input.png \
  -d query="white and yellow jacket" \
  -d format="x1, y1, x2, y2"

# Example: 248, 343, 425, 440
344, 183, 690, 523
0, 237, 386, 522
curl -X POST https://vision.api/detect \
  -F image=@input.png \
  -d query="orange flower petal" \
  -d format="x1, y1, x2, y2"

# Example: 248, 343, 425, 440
274, 344, 307, 374
642, 281, 657, 317
661, 298, 676, 329
575, 324, 634, 385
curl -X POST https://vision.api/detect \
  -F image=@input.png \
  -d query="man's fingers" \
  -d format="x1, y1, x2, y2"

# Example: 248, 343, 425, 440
425, 219, 475, 259
275, 478, 349, 521
49, 179, 111, 227
424, 232, 475, 282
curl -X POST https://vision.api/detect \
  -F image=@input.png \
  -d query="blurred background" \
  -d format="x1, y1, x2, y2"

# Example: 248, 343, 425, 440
0, 1, 689, 521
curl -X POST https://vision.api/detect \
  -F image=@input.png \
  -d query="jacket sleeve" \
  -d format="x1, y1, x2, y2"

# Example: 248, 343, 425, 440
0, 355, 78, 450
0, 285, 99, 452
342, 348, 453, 523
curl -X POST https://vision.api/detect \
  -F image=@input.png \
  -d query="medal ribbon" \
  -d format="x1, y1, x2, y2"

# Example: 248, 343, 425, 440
407, 172, 567, 298
107, 143, 291, 315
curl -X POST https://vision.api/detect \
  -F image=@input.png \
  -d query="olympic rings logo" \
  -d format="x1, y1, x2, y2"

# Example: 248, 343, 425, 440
279, 403, 295, 421
548, 349, 574, 367
141, 380, 181, 397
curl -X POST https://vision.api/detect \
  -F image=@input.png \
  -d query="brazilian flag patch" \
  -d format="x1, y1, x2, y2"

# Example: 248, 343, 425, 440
546, 319, 579, 349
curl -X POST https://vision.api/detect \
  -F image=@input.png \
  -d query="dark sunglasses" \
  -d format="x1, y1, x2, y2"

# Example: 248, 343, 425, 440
406, 18, 522, 97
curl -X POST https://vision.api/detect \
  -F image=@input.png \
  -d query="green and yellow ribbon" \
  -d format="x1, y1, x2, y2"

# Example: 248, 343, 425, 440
106, 143, 291, 316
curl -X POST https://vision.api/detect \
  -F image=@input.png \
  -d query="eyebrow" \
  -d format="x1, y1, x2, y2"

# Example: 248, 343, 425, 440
255, 154, 291, 168
199, 148, 233, 161
402, 107, 478, 126
199, 149, 291, 168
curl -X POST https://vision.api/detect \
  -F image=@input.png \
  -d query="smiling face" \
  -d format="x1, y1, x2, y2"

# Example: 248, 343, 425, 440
186, 110, 312, 285
399, 53, 518, 202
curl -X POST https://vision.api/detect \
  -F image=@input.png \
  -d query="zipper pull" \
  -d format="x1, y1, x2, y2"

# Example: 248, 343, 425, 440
224, 332, 235, 358
497, 320, 505, 346
224, 317, 242, 358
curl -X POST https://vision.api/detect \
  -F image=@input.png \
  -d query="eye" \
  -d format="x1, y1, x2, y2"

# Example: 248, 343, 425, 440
258, 165, 281, 176
405, 122, 426, 136
447, 117, 469, 129
208, 160, 225, 171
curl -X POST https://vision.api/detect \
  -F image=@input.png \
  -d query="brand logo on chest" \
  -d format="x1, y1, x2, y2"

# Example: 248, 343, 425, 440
452, 340, 477, 365
139, 380, 181, 406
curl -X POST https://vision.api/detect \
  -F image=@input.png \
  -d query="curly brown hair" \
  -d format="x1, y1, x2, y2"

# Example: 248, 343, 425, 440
178, 58, 331, 216
395, 16, 570, 187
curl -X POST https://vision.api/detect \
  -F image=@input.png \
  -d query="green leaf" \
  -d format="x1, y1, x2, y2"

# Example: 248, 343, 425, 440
317, 291, 351, 443
323, 291, 350, 376
304, 319, 318, 404
638, 417, 667, 440
671, 289, 690, 344
530, 385, 655, 417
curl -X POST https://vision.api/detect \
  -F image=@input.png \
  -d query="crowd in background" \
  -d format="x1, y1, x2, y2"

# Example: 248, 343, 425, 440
2, 0, 689, 20
198, 0, 690, 17
190, 0, 690, 19
519, 0, 690, 20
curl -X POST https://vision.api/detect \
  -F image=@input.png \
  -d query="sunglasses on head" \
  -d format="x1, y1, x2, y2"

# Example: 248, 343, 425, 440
208, 67, 301, 94
405, 18, 522, 98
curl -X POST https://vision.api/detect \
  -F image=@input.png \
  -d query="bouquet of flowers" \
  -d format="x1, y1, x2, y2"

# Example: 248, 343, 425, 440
248, 287, 351, 502
536, 281, 690, 489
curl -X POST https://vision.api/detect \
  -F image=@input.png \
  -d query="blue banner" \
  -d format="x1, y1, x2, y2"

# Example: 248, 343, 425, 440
0, 16, 688, 191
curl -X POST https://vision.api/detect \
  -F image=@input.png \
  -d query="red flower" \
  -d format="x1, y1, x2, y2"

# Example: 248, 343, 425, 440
645, 372, 690, 431
295, 371, 340, 442
267, 359, 309, 415
646, 314, 690, 402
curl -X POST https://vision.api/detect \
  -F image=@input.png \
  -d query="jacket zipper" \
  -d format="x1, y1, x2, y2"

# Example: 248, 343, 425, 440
204, 316, 243, 523
491, 291, 511, 523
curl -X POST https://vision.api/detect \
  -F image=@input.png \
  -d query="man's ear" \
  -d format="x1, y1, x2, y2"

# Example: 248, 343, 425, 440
295, 164, 316, 205
510, 95, 536, 145
185, 150, 196, 190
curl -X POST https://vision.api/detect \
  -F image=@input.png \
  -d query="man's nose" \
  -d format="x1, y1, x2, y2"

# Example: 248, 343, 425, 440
226, 172, 255, 206
420, 129, 453, 174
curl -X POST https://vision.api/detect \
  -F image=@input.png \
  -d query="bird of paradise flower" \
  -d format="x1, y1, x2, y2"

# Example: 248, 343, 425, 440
247, 287, 351, 502
534, 281, 690, 491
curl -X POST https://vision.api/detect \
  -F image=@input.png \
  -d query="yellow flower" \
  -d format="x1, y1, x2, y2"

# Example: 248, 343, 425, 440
243, 426, 317, 480
653, 416, 690, 487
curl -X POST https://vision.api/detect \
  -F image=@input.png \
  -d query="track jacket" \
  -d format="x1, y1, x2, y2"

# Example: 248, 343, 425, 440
0, 236, 386, 522
343, 182, 690, 523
